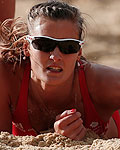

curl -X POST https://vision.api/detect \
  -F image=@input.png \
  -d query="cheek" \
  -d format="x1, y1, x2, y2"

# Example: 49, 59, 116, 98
29, 49, 49, 64
65, 55, 77, 70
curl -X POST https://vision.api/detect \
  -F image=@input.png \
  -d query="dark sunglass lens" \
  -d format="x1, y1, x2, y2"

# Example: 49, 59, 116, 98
59, 41, 80, 54
32, 39, 42, 50
32, 37, 56, 52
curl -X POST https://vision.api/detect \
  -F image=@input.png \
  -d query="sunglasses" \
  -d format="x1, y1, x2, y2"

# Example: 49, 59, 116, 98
26, 35, 84, 54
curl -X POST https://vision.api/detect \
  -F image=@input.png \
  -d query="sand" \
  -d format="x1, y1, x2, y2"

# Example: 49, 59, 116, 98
0, 129, 120, 150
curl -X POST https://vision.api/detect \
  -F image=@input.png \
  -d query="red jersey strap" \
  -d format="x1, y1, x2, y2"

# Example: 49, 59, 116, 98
112, 111, 120, 138
78, 61, 108, 135
78, 62, 105, 125
12, 63, 37, 136
78, 63, 95, 117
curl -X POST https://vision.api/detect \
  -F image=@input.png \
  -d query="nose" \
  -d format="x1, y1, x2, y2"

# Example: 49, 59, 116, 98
49, 46, 62, 62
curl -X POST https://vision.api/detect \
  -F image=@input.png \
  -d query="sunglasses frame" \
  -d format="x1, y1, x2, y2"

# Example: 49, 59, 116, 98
26, 35, 84, 53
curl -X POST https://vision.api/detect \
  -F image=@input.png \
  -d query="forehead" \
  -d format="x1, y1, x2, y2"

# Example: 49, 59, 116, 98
30, 17, 79, 39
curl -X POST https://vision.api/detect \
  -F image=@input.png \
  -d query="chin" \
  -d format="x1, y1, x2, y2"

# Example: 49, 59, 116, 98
41, 76, 65, 86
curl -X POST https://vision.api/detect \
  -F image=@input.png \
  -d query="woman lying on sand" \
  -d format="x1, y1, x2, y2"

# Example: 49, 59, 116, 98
0, 1, 119, 140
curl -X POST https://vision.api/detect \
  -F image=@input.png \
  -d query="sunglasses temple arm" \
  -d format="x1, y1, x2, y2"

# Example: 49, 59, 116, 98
26, 35, 32, 43
79, 41, 84, 48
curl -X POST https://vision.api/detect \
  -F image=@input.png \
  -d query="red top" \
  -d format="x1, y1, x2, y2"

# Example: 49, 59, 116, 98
12, 63, 120, 137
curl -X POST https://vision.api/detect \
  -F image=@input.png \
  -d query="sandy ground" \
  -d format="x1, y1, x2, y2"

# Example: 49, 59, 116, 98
15, 0, 120, 68
0, 130, 120, 150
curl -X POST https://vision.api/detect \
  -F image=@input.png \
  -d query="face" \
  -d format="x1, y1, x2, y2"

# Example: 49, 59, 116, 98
28, 17, 81, 86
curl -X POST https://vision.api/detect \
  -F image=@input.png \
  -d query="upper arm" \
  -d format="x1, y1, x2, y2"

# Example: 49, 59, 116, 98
0, 63, 12, 133
0, 60, 24, 133
86, 63, 120, 115
0, 93, 12, 133
97, 67, 120, 111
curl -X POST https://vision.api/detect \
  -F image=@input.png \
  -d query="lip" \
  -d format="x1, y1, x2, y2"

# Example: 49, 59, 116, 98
46, 64, 63, 73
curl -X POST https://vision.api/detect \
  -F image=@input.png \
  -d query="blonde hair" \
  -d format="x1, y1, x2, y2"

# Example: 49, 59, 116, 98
0, 17, 28, 65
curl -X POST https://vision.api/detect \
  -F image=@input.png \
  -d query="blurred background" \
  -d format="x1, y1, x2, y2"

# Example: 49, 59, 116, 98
15, 0, 120, 68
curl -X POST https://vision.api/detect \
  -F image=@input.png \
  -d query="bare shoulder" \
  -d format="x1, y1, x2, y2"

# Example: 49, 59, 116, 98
0, 59, 24, 106
88, 62, 120, 98
85, 62, 120, 86
84, 61, 120, 118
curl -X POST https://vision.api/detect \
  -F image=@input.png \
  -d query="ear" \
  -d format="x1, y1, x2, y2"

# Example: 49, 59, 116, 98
23, 41, 30, 57
77, 48, 82, 60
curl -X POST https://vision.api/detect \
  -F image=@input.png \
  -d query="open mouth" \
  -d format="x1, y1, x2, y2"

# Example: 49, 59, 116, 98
46, 66, 63, 72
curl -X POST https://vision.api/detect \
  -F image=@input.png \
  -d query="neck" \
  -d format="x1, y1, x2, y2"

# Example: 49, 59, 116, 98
29, 71, 76, 109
